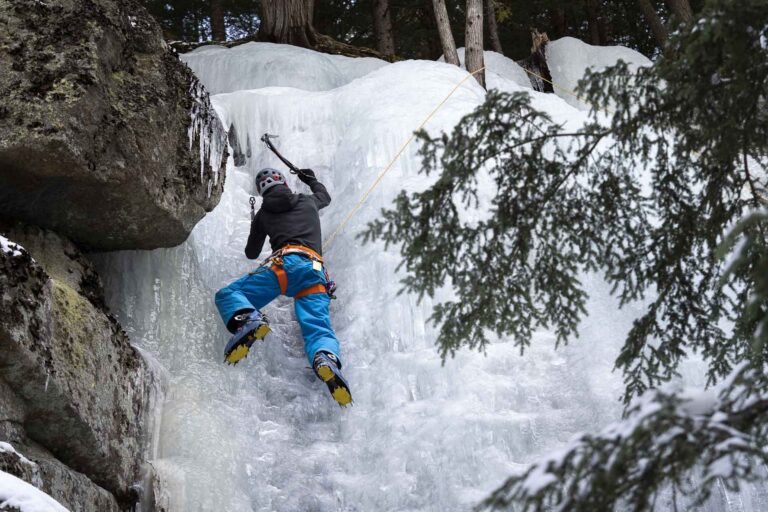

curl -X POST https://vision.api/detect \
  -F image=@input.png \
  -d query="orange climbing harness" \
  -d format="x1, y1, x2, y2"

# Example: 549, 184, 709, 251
263, 244, 329, 298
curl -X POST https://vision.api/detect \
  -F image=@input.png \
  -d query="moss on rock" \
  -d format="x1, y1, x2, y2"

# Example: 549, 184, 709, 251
0, 0, 227, 251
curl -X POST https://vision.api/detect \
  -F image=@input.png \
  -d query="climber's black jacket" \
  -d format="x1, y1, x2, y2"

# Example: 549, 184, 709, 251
245, 179, 331, 259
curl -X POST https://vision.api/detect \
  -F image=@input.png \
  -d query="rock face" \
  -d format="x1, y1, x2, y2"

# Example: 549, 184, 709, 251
0, 428, 117, 512
0, 0, 227, 251
0, 226, 158, 509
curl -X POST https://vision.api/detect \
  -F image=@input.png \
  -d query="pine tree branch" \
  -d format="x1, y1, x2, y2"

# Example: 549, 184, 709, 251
362, 4, 768, 507
743, 149, 768, 208
479, 364, 768, 512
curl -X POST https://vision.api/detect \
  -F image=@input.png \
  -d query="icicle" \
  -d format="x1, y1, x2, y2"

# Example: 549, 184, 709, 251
186, 74, 227, 195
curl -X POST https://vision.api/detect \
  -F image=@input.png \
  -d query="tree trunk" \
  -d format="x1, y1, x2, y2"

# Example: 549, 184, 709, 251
465, 0, 485, 88
431, 0, 460, 66
599, 13, 613, 44
516, 30, 552, 93
585, 0, 601, 45
210, 0, 226, 41
373, 0, 396, 58
258, 0, 318, 48
638, 0, 667, 47
586, 0, 613, 45
183, 0, 392, 60
550, 8, 566, 39
664, 0, 694, 24
484, 0, 503, 54
421, 0, 445, 59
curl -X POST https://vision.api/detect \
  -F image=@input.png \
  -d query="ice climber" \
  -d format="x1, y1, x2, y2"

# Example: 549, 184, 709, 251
214, 167, 352, 407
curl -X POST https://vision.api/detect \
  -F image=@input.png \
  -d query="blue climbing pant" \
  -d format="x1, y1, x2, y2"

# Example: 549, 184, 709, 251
214, 254, 340, 366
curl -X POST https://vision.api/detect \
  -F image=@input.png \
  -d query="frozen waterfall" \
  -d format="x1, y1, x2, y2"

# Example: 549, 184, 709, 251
93, 41, 766, 511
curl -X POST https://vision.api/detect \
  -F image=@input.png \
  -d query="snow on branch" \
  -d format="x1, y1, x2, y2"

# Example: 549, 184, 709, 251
479, 364, 768, 512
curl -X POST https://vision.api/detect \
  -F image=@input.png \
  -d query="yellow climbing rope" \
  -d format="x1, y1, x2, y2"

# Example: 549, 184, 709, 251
322, 66, 487, 249
322, 64, 605, 250
523, 67, 616, 115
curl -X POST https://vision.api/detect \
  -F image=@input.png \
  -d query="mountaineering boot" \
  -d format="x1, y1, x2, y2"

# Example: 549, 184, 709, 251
313, 351, 352, 407
224, 310, 271, 365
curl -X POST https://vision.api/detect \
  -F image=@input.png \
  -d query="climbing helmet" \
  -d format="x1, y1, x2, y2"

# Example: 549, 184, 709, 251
256, 167, 287, 195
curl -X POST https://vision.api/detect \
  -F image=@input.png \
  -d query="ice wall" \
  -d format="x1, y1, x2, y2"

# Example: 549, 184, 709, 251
182, 42, 387, 95
441, 48, 532, 92
94, 41, 764, 511
546, 36, 651, 109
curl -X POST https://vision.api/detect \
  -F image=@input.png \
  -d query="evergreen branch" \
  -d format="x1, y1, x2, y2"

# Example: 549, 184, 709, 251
478, 364, 768, 512
743, 150, 768, 208
359, 1, 768, 509
362, 5, 768, 507
362, 91, 615, 356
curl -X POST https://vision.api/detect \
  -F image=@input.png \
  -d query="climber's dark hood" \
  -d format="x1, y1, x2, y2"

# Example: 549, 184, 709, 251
245, 178, 332, 259
261, 185, 298, 213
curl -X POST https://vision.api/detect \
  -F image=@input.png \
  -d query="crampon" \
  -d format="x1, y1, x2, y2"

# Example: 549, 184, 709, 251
224, 311, 271, 365
313, 352, 353, 407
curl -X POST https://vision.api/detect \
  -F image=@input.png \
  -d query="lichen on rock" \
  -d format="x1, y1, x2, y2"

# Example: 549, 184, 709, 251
0, 226, 159, 509
0, 0, 228, 251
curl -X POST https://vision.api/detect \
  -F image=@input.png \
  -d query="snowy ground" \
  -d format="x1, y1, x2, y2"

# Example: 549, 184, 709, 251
0, 444, 66, 512
93, 40, 761, 511
0, 472, 68, 512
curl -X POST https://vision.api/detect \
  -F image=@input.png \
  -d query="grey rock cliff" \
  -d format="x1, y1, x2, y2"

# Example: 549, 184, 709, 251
0, 226, 158, 509
0, 400, 119, 512
0, 0, 227, 251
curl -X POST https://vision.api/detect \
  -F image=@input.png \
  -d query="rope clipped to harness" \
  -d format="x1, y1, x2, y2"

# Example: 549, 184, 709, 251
261, 244, 338, 300
252, 138, 337, 298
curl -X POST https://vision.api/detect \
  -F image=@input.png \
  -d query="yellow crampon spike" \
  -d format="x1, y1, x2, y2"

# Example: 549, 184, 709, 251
332, 387, 353, 407
316, 365, 353, 406
225, 344, 250, 365
224, 324, 271, 365
317, 365, 335, 381
254, 323, 271, 339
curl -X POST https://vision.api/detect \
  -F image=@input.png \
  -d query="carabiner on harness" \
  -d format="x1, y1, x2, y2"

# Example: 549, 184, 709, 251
325, 278, 338, 300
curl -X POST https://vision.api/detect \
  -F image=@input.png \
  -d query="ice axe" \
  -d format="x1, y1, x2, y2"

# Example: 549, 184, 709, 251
249, 134, 311, 219
261, 133, 300, 174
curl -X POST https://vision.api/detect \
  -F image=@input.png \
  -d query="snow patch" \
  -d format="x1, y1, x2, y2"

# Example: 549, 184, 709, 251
0, 471, 68, 512
0, 444, 35, 471
0, 444, 43, 490
0, 235, 25, 257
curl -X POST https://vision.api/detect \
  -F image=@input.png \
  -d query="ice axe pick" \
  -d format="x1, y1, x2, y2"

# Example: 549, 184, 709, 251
261, 133, 300, 174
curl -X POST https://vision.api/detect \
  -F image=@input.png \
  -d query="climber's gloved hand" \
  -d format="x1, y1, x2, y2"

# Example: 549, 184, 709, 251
297, 168, 316, 184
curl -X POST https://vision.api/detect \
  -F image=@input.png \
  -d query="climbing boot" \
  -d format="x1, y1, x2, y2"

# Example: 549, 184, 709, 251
313, 351, 352, 407
224, 310, 270, 365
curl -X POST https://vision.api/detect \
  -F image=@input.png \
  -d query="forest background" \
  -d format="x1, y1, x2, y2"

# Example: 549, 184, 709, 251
136, 1, 768, 509
141, 0, 697, 62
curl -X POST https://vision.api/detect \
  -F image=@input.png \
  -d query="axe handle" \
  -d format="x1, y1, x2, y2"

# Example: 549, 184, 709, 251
261, 135, 299, 174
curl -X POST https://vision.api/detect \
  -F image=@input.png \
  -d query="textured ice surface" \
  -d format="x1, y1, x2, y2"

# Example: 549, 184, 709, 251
441, 48, 532, 92
182, 42, 388, 95
94, 41, 765, 511
546, 36, 652, 109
